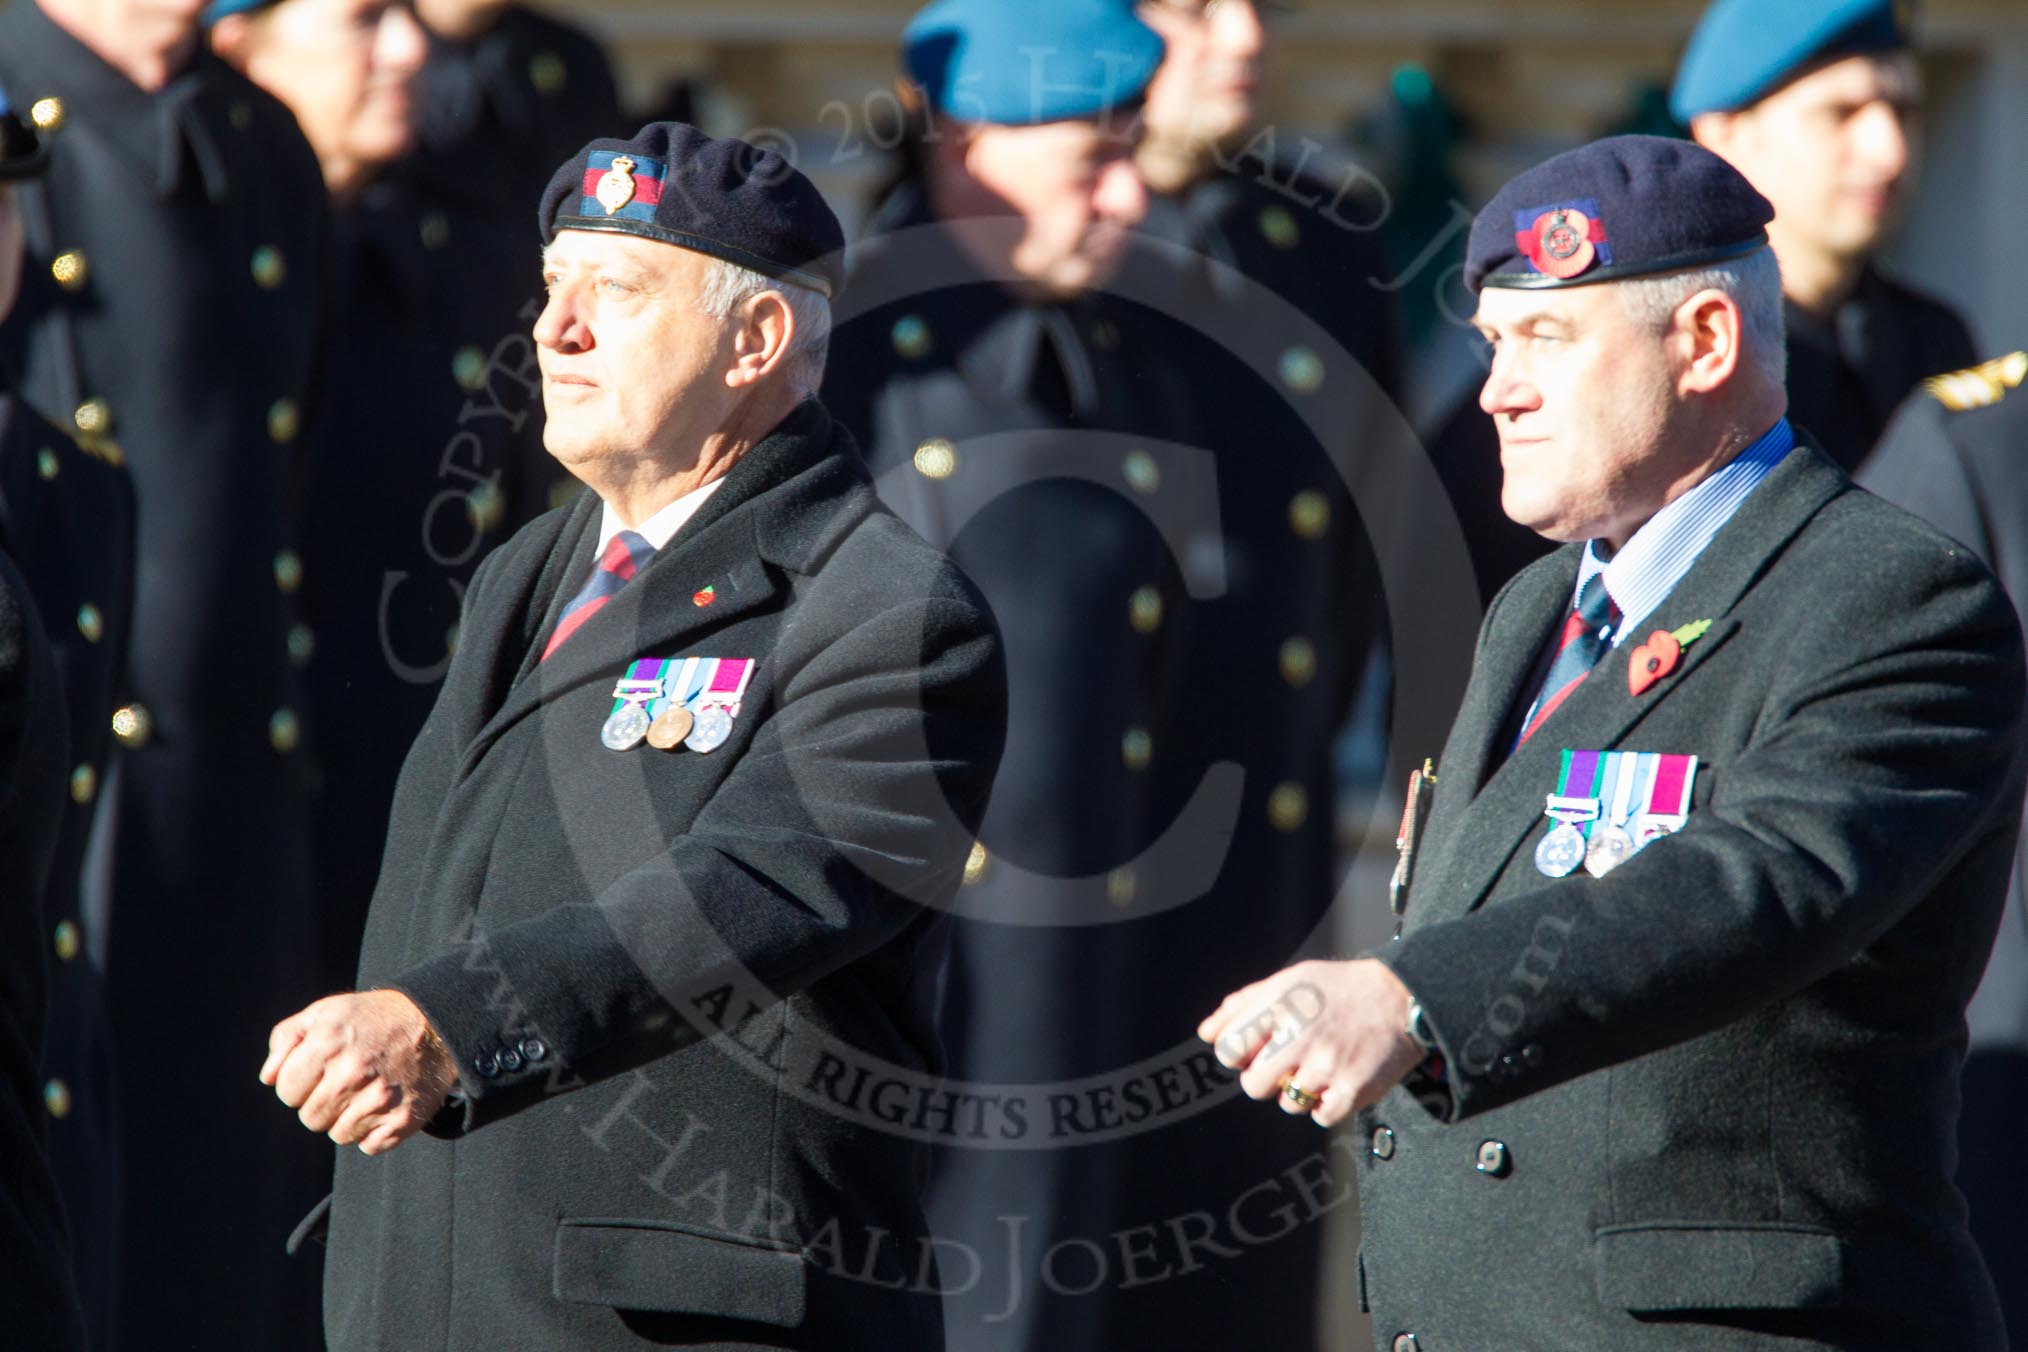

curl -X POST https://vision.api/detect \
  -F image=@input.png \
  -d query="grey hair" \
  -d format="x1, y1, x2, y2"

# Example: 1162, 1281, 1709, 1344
1615, 246, 1787, 389
693, 257, 832, 398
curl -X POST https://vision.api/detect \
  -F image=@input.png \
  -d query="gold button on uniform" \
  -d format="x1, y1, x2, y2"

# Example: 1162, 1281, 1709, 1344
269, 707, 301, 754
1128, 586, 1164, 634
43, 1079, 71, 1120
1288, 489, 1331, 539
1259, 205, 1300, 249
466, 480, 505, 532
891, 316, 933, 360
69, 764, 96, 804
1268, 782, 1309, 832
250, 245, 286, 290
30, 97, 64, 132
962, 841, 990, 886
1279, 636, 1317, 687
267, 398, 300, 445
53, 921, 80, 963
76, 604, 103, 643
273, 549, 303, 594
230, 100, 253, 131
1121, 449, 1160, 494
528, 51, 568, 96
1279, 345, 1324, 394
36, 448, 59, 481
287, 623, 316, 667
1106, 868, 1137, 908
73, 397, 111, 437
50, 250, 88, 292
111, 703, 152, 749
452, 344, 489, 391
1121, 726, 1152, 771
420, 212, 451, 251
913, 438, 957, 480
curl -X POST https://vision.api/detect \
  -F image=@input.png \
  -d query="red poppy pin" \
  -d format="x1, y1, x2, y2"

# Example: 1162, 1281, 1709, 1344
692, 585, 716, 608
1629, 619, 1713, 696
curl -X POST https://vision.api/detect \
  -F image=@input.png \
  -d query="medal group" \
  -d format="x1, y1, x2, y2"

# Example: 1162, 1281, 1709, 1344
1535, 748, 1698, 879
601, 656, 755, 755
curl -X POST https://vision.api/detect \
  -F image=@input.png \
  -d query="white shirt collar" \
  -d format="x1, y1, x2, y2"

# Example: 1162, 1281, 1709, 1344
597, 477, 727, 556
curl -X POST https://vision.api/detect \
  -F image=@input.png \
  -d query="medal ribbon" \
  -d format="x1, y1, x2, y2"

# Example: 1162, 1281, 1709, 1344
698, 657, 755, 712
610, 657, 666, 716
652, 656, 711, 718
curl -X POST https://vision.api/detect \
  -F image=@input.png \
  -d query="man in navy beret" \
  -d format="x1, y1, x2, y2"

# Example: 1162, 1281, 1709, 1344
1206, 135, 2022, 1348
262, 121, 1006, 1351
1675, 0, 1977, 472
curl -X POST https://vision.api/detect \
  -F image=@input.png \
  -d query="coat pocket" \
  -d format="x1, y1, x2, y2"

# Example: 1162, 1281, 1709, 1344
553, 1218, 808, 1324
1592, 1221, 1845, 1311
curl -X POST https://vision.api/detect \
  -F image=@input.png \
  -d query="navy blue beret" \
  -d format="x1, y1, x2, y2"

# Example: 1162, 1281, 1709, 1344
1671, 0, 1914, 122
1465, 135, 1774, 293
539, 123, 845, 299
0, 77, 47, 182
903, 0, 1164, 126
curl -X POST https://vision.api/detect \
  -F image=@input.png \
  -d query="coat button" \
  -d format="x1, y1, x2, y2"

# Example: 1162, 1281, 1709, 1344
962, 841, 989, 886
498, 1046, 524, 1073
1279, 345, 1324, 394
1476, 1139, 1511, 1177
1127, 585, 1164, 634
473, 1052, 499, 1079
1121, 448, 1160, 494
913, 438, 956, 480
451, 344, 488, 391
1279, 636, 1317, 687
1106, 867, 1137, 908
51, 249, 88, 292
1121, 726, 1152, 771
273, 549, 304, 594
36, 447, 59, 480
466, 481, 505, 533
111, 703, 152, 750
1391, 1335, 1420, 1352
69, 764, 97, 803
44, 1078, 72, 1119
528, 50, 567, 96
287, 622, 316, 667
520, 1037, 547, 1062
1259, 205, 1300, 249
53, 921, 80, 962
267, 398, 300, 445
1288, 489, 1331, 539
268, 707, 300, 754
77, 604, 103, 642
420, 211, 451, 251
1522, 1042, 1545, 1067
30, 97, 64, 132
1268, 782, 1309, 832
250, 245, 286, 290
1370, 1126, 1396, 1160
229, 100, 252, 130
890, 315, 932, 360
73, 397, 111, 437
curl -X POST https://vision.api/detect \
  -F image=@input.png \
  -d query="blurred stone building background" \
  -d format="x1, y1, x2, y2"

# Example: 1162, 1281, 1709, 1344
551, 0, 2028, 361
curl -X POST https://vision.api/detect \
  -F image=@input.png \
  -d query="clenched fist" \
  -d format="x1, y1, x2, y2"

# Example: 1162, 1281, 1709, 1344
261, 989, 457, 1155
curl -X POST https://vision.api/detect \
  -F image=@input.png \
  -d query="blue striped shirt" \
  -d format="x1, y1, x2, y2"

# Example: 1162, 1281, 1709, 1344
1579, 419, 1795, 646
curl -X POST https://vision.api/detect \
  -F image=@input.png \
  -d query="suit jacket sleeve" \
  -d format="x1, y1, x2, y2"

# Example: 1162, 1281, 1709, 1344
1386, 536, 2027, 1122
1857, 398, 1992, 565
392, 577, 1004, 1134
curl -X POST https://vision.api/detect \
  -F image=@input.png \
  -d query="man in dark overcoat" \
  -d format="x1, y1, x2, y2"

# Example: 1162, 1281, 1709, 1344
1858, 349, 2028, 1345
1206, 137, 2025, 1349
262, 122, 1005, 1352
0, 0, 331, 1339
1676, 0, 1977, 471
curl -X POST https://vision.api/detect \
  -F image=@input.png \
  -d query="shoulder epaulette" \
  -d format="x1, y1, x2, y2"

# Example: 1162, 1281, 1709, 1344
1923, 351, 2028, 413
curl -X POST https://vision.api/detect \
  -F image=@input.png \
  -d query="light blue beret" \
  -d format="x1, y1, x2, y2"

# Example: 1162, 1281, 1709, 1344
1670, 0, 1913, 122
902, 0, 1164, 126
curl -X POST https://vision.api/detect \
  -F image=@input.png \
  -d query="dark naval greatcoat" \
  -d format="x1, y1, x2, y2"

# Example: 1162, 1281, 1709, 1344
1858, 352, 2028, 1346
1358, 440, 2022, 1349
320, 401, 1005, 1351
0, 2, 332, 1341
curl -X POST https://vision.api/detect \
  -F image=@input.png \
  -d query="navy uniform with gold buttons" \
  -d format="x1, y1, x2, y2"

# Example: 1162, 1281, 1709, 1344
826, 4, 1393, 1346
1858, 352, 2028, 1347
0, 1, 330, 1343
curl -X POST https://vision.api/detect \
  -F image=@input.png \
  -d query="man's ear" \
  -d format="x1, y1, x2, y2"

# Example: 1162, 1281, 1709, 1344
1674, 289, 1745, 397
726, 290, 794, 389
210, 13, 255, 70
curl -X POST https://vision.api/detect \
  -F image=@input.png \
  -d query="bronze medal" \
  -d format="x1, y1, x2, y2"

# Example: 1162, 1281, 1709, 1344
646, 705, 694, 751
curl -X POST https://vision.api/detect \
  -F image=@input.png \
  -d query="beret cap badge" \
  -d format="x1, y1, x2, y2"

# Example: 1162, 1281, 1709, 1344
1517, 201, 1610, 281
595, 154, 638, 216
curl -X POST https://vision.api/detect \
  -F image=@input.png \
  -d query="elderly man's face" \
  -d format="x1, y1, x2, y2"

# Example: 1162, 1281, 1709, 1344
223, 0, 426, 192
1695, 53, 1922, 266
534, 230, 746, 473
1137, 0, 1269, 154
950, 118, 1148, 297
1474, 283, 1686, 547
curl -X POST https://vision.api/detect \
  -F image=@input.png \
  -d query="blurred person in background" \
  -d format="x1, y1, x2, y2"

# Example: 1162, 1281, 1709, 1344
1676, 0, 1977, 470
1859, 345, 2028, 1346
0, 76, 89, 1352
0, 0, 331, 1340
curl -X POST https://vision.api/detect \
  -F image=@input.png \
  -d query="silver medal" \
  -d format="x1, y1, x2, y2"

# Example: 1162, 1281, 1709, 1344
1583, 825, 1634, 878
1534, 821, 1588, 878
601, 702, 652, 751
684, 704, 734, 754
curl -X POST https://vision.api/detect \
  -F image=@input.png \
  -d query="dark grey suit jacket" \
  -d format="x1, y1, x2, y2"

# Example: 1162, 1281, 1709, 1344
1356, 442, 2024, 1349
319, 401, 1005, 1351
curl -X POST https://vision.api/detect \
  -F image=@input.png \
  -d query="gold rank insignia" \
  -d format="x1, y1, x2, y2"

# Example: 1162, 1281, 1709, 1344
595, 155, 638, 216
1924, 351, 2028, 413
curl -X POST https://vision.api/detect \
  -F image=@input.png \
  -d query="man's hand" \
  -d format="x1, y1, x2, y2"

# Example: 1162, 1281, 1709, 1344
261, 990, 457, 1155
1197, 959, 1426, 1129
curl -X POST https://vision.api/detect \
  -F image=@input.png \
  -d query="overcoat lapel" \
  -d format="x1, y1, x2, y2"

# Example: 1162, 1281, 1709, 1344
1413, 441, 1850, 925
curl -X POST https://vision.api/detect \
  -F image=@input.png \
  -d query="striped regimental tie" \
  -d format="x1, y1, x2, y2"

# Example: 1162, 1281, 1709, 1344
541, 529, 655, 662
1515, 572, 1620, 748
